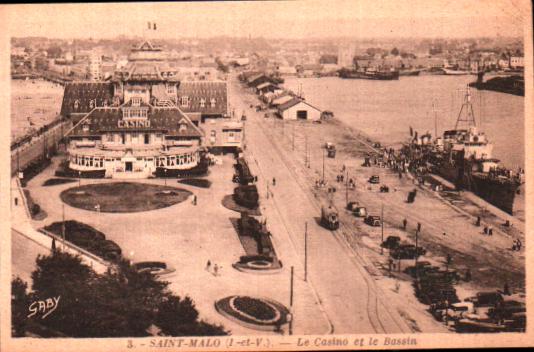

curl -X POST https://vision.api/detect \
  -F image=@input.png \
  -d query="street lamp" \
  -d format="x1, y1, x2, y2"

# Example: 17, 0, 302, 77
164, 169, 167, 186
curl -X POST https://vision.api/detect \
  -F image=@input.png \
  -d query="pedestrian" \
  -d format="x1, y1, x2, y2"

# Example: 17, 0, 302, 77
402, 218, 407, 230
465, 269, 472, 282
272, 177, 276, 186
517, 239, 522, 251
512, 240, 517, 251
483, 226, 488, 235
417, 222, 421, 232
14, 197, 18, 206
503, 281, 510, 295
475, 216, 481, 227
206, 260, 211, 272
193, 195, 197, 205
213, 264, 219, 276
488, 226, 493, 236
442, 232, 447, 236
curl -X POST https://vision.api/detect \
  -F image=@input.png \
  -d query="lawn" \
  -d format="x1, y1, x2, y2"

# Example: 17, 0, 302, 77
60, 182, 192, 213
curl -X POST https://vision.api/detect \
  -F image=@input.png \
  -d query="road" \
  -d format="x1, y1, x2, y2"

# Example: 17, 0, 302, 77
229, 77, 409, 334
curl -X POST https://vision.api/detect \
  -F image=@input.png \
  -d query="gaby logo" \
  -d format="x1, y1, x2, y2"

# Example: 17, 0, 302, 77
27, 296, 61, 319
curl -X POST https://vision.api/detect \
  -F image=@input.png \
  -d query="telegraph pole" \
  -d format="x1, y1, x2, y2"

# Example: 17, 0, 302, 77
304, 222, 308, 282
345, 171, 349, 205
62, 203, 66, 250
289, 266, 294, 335
292, 123, 295, 151
322, 147, 325, 182
381, 203, 384, 255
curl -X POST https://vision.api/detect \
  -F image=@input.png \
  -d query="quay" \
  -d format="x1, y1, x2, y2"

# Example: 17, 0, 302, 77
229, 71, 524, 333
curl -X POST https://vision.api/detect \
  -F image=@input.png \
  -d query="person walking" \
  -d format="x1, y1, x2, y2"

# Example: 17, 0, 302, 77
205, 260, 211, 272
213, 264, 219, 276
272, 177, 276, 186
402, 218, 408, 230
476, 216, 481, 227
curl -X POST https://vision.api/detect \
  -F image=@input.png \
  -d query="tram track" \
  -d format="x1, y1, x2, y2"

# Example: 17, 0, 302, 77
245, 97, 408, 334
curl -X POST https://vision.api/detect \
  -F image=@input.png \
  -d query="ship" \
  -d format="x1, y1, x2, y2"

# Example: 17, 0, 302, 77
339, 66, 399, 80
403, 86, 523, 214
469, 71, 524, 96
399, 68, 421, 76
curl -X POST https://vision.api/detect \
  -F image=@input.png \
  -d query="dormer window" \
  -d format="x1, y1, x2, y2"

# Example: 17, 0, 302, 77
132, 97, 141, 106
74, 100, 80, 109
200, 98, 206, 108
103, 99, 108, 107
179, 123, 187, 132
89, 99, 95, 109
82, 123, 89, 132
166, 85, 175, 95
181, 96, 189, 107
210, 98, 216, 107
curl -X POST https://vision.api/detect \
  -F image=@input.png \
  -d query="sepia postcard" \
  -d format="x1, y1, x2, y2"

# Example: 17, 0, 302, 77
0, 1, 532, 351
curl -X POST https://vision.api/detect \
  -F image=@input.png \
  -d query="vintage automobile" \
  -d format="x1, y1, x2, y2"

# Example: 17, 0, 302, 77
321, 207, 339, 230
233, 184, 259, 209
325, 142, 336, 158
346, 201, 359, 211
381, 235, 401, 249
390, 244, 426, 259
368, 175, 380, 184
353, 206, 367, 218
364, 215, 381, 227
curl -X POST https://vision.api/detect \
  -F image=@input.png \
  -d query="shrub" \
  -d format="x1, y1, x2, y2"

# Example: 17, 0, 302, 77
31, 203, 41, 216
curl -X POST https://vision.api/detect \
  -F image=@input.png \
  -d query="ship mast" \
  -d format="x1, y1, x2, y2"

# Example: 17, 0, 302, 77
454, 85, 477, 130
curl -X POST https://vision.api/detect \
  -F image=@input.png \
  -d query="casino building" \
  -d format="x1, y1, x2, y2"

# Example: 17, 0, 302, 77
60, 40, 242, 178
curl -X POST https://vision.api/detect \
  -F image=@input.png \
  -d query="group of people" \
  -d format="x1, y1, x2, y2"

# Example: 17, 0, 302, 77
512, 239, 522, 251
205, 260, 221, 276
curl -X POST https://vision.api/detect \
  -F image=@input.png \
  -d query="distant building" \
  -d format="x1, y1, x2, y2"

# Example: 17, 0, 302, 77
338, 44, 355, 68
89, 52, 102, 81
510, 56, 524, 69
276, 98, 321, 121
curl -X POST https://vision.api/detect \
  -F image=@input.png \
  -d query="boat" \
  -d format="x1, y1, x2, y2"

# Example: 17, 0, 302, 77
469, 72, 524, 97
339, 66, 399, 80
442, 67, 470, 75
399, 68, 421, 76
402, 86, 523, 214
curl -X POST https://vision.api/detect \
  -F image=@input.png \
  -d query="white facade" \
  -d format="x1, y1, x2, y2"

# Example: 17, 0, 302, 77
278, 101, 321, 121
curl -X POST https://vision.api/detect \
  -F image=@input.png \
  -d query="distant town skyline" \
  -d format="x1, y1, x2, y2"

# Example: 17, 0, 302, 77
2, 0, 529, 40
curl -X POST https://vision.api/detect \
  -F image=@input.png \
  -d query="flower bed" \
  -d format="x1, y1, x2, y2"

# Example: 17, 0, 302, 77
42, 178, 77, 187
215, 296, 288, 330
177, 178, 212, 188
132, 261, 176, 276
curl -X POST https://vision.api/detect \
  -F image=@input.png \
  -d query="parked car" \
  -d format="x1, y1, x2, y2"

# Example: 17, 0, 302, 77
346, 201, 359, 211
364, 215, 381, 227
368, 175, 380, 184
353, 206, 367, 218
381, 236, 401, 249
324, 142, 336, 158
390, 244, 426, 259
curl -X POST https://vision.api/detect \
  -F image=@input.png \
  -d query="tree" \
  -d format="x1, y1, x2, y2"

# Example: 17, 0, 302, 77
12, 278, 30, 337
46, 46, 62, 59
16, 251, 227, 337
391, 47, 400, 56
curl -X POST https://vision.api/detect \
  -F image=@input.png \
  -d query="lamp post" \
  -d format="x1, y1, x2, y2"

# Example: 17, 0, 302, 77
289, 266, 294, 335
381, 203, 384, 255
164, 169, 167, 186
304, 222, 308, 282
78, 170, 81, 187
322, 147, 325, 182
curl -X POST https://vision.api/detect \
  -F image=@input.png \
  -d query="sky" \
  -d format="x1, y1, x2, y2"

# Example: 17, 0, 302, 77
1, 0, 529, 39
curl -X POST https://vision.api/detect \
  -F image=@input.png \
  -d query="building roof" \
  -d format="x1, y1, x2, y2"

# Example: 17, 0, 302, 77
255, 82, 276, 90
70, 107, 203, 138
271, 94, 294, 106
60, 82, 114, 117
277, 98, 321, 112
176, 81, 227, 116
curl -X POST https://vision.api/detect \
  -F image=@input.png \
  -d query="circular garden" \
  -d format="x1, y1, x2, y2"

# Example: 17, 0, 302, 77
60, 182, 192, 213
215, 296, 289, 331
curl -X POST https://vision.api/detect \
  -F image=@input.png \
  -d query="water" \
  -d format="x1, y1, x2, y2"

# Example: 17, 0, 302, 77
283, 76, 524, 169
11, 79, 64, 142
